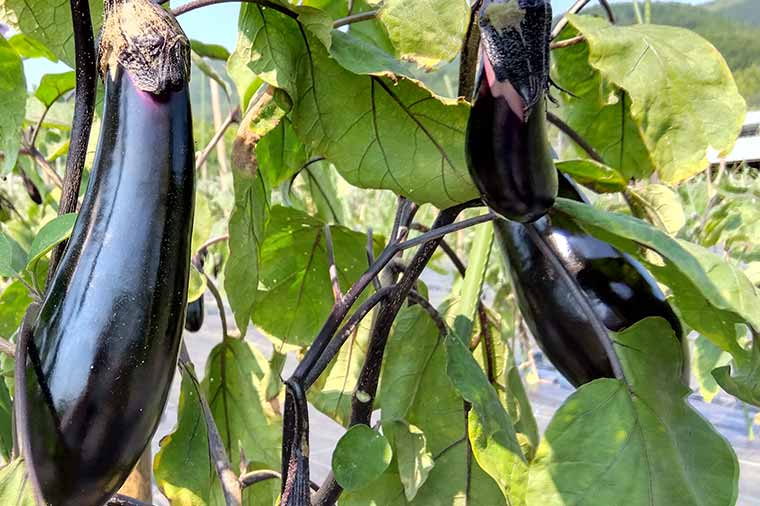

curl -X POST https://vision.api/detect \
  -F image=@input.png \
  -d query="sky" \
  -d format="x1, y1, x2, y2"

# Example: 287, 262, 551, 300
22, 0, 715, 88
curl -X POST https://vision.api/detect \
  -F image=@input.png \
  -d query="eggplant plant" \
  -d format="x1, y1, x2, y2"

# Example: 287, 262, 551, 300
0, 0, 755, 506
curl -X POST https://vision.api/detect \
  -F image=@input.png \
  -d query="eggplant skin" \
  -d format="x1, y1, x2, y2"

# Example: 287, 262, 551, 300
185, 255, 206, 333
466, 89, 557, 223
22, 64, 194, 506
495, 173, 683, 387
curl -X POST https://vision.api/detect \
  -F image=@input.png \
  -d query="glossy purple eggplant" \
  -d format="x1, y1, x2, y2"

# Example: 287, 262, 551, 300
495, 173, 683, 386
185, 253, 205, 333
465, 0, 556, 223
20, 1, 194, 504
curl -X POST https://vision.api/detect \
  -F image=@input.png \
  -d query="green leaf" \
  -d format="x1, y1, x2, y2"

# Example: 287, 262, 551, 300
0, 379, 12, 462
231, 5, 477, 209
504, 366, 539, 461
0, 0, 103, 67
445, 330, 527, 503
627, 184, 686, 236
693, 335, 731, 403
155, 340, 281, 506
567, 15, 746, 184
34, 71, 75, 108
555, 197, 759, 360
555, 159, 627, 194
0, 280, 31, 338
378, 0, 469, 70
383, 421, 434, 502
0, 460, 36, 505
526, 318, 739, 506
187, 266, 207, 304
255, 113, 309, 188
450, 223, 493, 338
0, 34, 26, 173
330, 30, 408, 76
190, 39, 231, 61
552, 24, 653, 180
333, 425, 393, 491
191, 192, 213, 256
0, 233, 26, 277
7, 33, 56, 60
346, 302, 504, 505
224, 104, 275, 337
26, 213, 77, 268
252, 206, 375, 347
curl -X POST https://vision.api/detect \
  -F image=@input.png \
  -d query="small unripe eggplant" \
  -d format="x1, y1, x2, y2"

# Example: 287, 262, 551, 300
20, 170, 43, 205
19, 1, 194, 504
495, 173, 684, 387
465, 0, 557, 223
185, 253, 205, 333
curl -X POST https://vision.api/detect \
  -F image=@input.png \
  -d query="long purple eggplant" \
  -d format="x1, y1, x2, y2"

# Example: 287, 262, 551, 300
495, 173, 684, 386
19, 1, 194, 504
466, 0, 557, 223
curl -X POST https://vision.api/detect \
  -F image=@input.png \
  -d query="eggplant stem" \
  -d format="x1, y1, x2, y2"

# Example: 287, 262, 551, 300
332, 10, 378, 28
19, 146, 64, 189
196, 107, 240, 171
204, 272, 232, 339
458, 0, 483, 99
407, 290, 449, 337
49, 0, 97, 281
196, 234, 230, 256
550, 34, 586, 50
546, 111, 606, 165
551, 0, 616, 40
324, 224, 343, 304
523, 223, 627, 382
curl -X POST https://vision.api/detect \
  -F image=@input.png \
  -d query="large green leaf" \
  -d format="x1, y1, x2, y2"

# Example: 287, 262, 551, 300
567, 15, 746, 184
0, 34, 25, 173
224, 103, 275, 337
0, 0, 104, 67
155, 340, 281, 506
383, 421, 435, 502
692, 335, 731, 403
555, 159, 627, 194
252, 205, 375, 348
0, 460, 35, 505
378, 0, 469, 70
332, 424, 393, 491
555, 198, 759, 360
552, 25, 653, 180
627, 184, 686, 236
7, 33, 56, 60
231, 4, 477, 209
526, 318, 739, 506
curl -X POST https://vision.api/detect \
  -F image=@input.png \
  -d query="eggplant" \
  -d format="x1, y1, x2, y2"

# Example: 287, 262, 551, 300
21, 169, 43, 205
465, 0, 557, 223
495, 173, 684, 387
19, 1, 194, 504
185, 253, 205, 333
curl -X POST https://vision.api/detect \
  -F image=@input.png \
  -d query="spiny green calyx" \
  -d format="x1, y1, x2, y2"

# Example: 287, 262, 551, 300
99, 0, 190, 94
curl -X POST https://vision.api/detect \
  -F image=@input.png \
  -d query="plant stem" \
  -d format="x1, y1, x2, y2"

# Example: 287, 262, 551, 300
197, 234, 230, 255
196, 106, 240, 171
324, 224, 342, 303
173, 0, 298, 18
204, 272, 231, 338
49, 0, 97, 280
546, 111, 606, 164
550, 35, 585, 50
20, 146, 64, 189
407, 290, 449, 336
551, 0, 615, 39
333, 10, 378, 28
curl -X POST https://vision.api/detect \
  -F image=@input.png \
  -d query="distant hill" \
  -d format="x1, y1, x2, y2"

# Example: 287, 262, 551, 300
586, 2, 760, 107
704, 0, 760, 27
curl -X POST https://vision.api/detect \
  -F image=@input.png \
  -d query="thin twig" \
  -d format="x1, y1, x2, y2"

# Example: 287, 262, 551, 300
551, 0, 615, 39
459, 0, 483, 99
29, 107, 51, 149
332, 10, 378, 28
20, 146, 64, 189
196, 107, 240, 171
0, 338, 16, 357
546, 111, 606, 164
49, 0, 97, 279
179, 344, 242, 506
204, 272, 230, 339
197, 234, 230, 255
407, 290, 448, 337
550, 34, 585, 50
324, 225, 342, 303
173, 0, 298, 18
366, 228, 382, 292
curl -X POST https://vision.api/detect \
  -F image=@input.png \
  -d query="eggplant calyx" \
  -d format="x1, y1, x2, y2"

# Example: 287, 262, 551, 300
99, 0, 190, 94
478, 0, 551, 117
